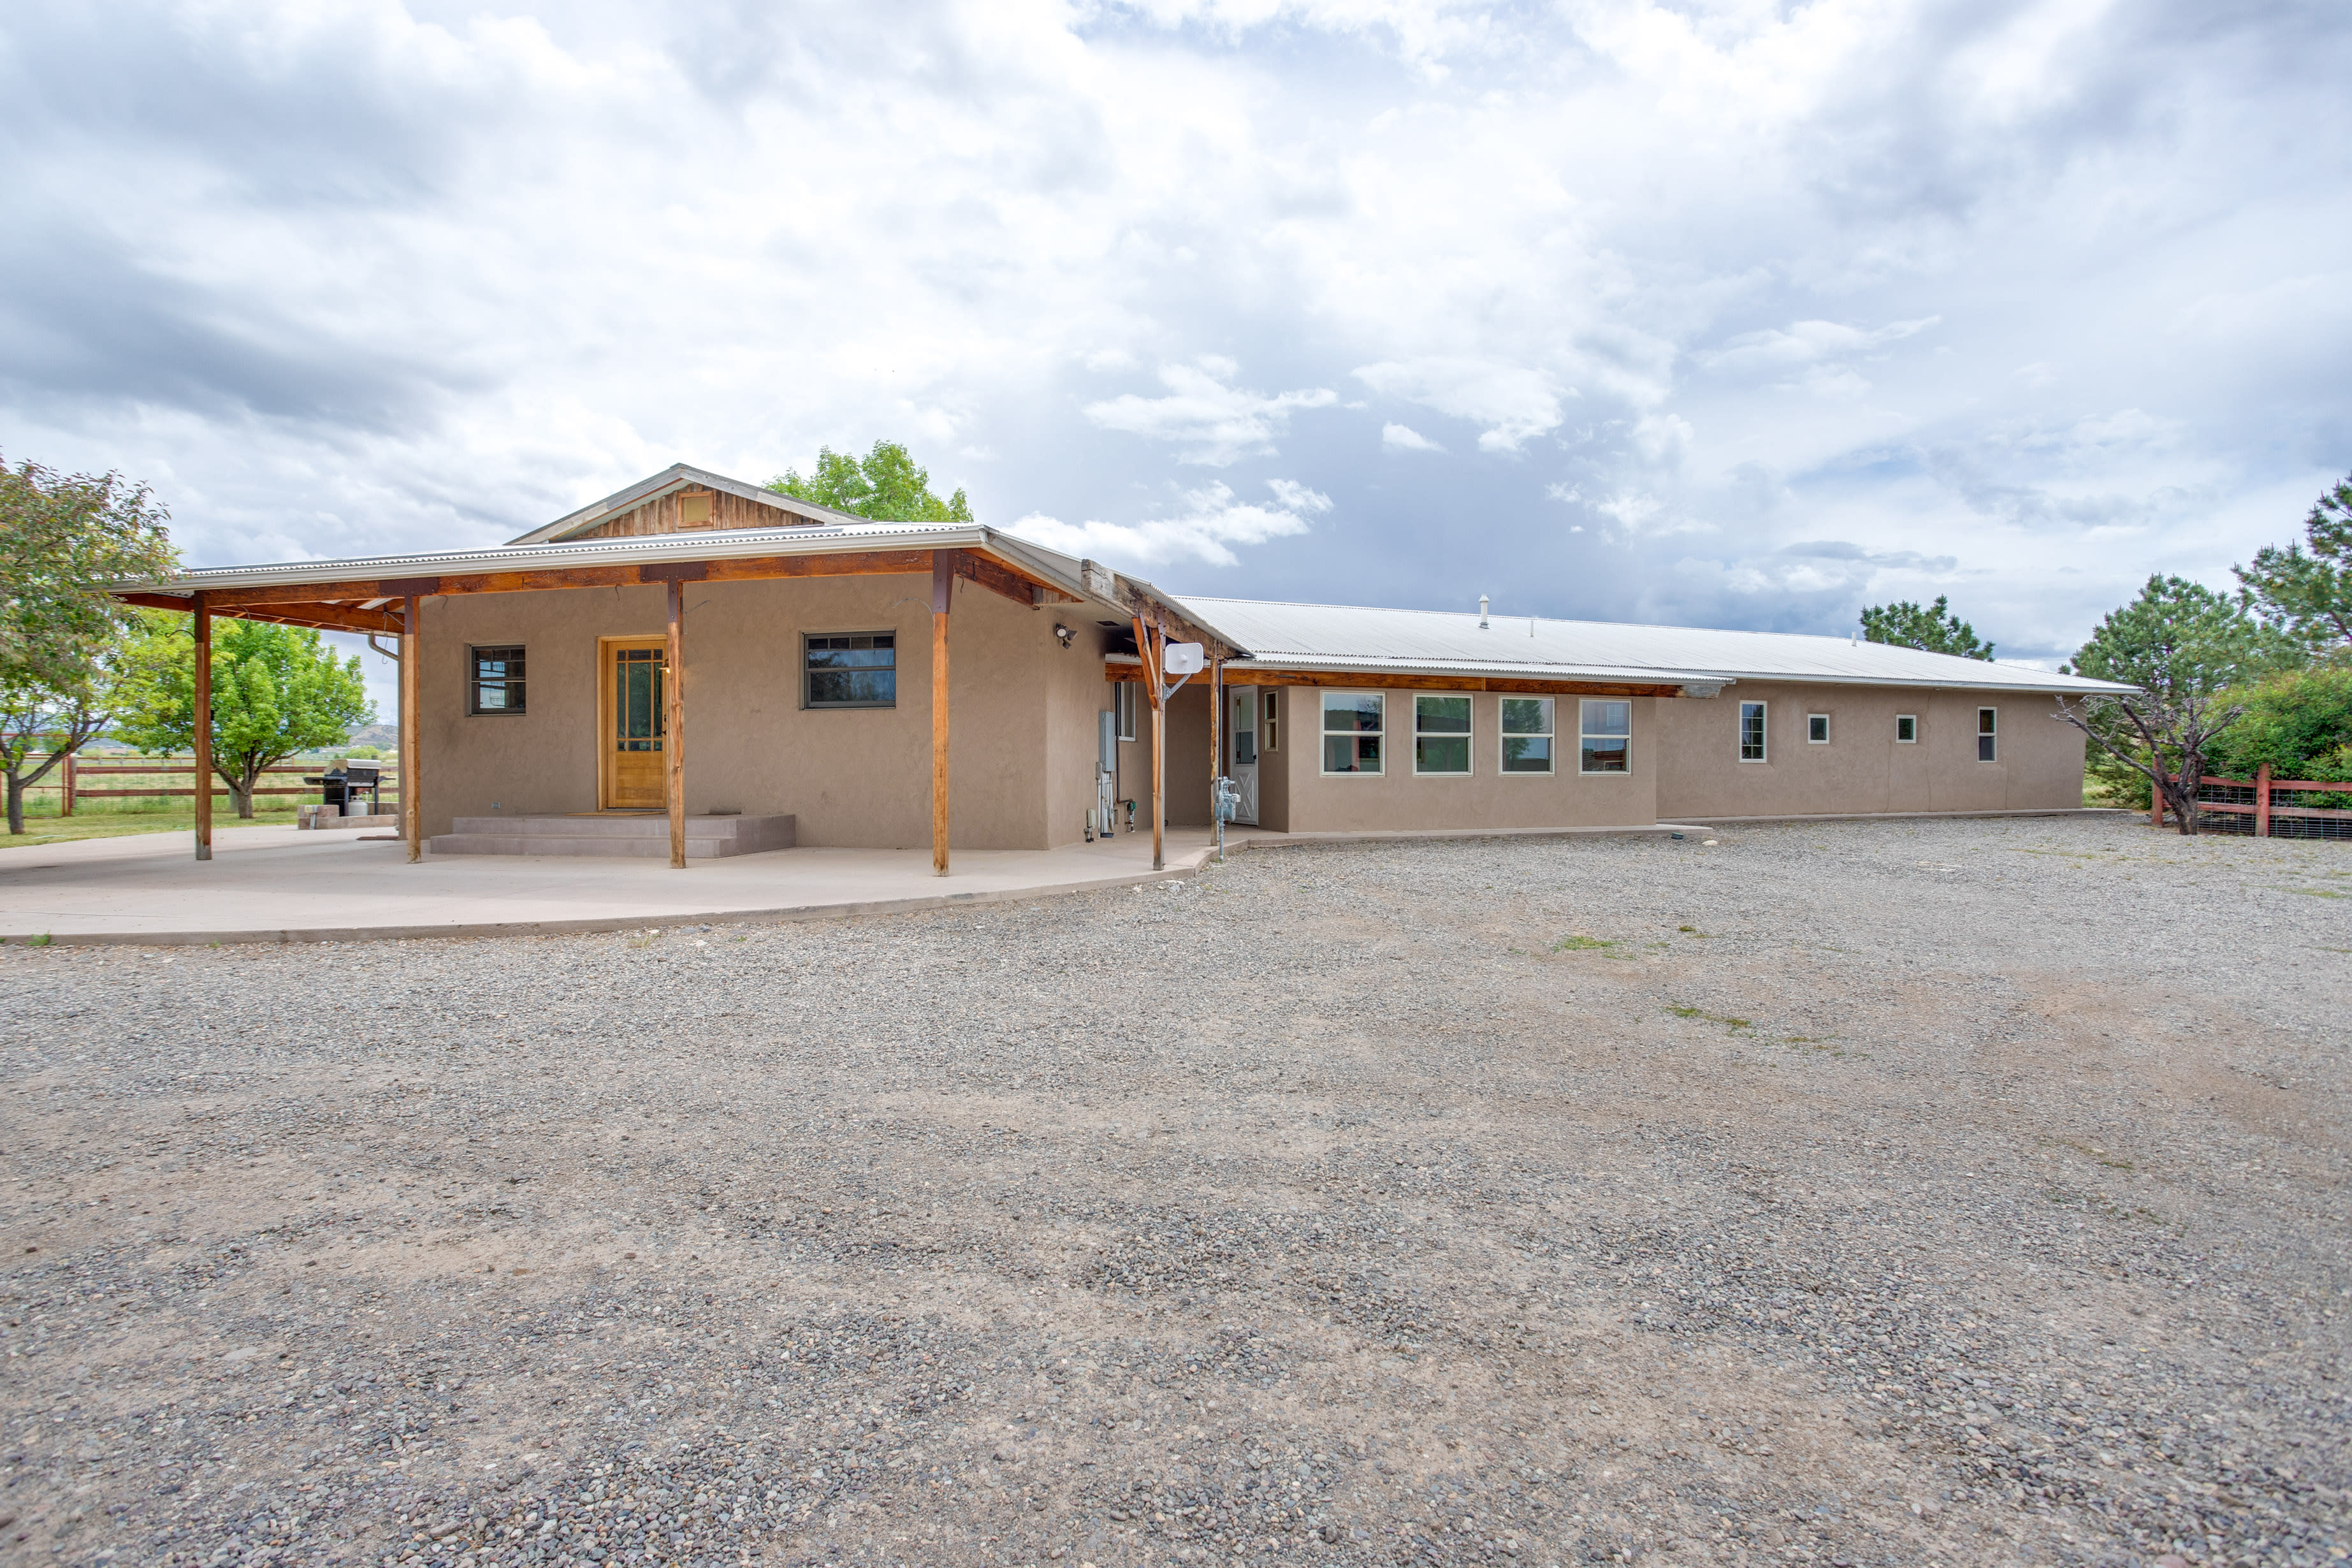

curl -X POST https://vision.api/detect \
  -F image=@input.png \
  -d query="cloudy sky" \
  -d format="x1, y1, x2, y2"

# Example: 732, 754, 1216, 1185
5, 0, 2349, 715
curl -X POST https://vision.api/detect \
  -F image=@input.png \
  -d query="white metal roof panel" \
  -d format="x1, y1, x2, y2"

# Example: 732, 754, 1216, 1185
1177, 597, 2131, 695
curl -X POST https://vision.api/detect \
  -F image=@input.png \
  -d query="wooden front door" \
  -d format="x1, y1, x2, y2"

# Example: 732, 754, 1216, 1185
600, 638, 668, 810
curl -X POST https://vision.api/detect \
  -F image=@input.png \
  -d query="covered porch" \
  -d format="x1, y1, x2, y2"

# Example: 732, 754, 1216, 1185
0, 820, 1242, 945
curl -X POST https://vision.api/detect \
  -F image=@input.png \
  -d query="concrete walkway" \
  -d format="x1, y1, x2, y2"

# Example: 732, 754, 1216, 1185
0, 823, 1241, 945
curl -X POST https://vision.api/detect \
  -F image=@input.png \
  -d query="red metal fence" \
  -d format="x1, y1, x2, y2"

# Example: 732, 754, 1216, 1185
2155, 765, 2352, 839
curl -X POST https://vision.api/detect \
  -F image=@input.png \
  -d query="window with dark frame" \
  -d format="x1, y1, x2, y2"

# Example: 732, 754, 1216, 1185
468, 646, 525, 715
1977, 706, 1998, 762
804, 632, 897, 709
1263, 690, 1279, 751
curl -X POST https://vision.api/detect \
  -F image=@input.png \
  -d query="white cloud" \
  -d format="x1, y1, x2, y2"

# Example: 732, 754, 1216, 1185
1006, 478, 1331, 569
1083, 361, 1339, 466
1354, 359, 1565, 453
1381, 421, 1442, 453
0, 0, 2342, 683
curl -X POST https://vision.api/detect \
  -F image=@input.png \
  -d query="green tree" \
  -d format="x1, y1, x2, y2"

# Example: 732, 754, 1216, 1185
2205, 665, 2352, 783
0, 455, 178, 829
0, 660, 122, 834
1858, 595, 1994, 659
2056, 575, 2295, 834
768, 440, 973, 523
0, 455, 178, 693
116, 614, 375, 818
2235, 470, 2352, 655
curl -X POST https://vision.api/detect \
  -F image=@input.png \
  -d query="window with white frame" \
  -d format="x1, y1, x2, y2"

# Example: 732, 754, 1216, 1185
1500, 697, 1553, 773
1414, 695, 1472, 774
1896, 714, 1917, 743
1739, 701, 1768, 762
1321, 692, 1384, 774
1579, 699, 1631, 774
1115, 681, 1137, 742
1977, 707, 1998, 762
1808, 713, 1830, 744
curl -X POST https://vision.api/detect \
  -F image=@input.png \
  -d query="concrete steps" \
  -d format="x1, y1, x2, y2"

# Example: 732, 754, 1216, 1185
428, 813, 795, 859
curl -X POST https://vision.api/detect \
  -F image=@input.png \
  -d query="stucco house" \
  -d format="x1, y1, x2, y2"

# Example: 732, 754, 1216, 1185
118, 463, 2131, 869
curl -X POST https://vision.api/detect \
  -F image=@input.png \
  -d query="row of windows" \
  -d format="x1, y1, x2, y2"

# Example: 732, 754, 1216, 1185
1738, 702, 1998, 762
475, 649, 2006, 772
468, 637, 898, 716
1319, 694, 1627, 776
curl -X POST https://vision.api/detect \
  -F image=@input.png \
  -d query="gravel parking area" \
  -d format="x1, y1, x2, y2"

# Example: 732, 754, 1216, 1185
1, 815, 2346, 1568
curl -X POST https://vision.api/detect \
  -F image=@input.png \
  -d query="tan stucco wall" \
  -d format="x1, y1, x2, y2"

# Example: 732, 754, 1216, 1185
417, 576, 1097, 849
1652, 684, 2086, 820
1109, 678, 1216, 829
1268, 688, 1661, 832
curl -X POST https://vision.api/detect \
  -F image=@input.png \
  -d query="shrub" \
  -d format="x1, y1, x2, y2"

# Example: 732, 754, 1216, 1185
2207, 665, 2352, 782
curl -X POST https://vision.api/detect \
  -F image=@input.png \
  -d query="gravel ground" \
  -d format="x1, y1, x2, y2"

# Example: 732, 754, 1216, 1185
1, 814, 2346, 1568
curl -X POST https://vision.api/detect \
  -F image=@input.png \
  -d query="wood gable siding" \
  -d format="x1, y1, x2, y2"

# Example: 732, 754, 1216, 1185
572, 486, 816, 541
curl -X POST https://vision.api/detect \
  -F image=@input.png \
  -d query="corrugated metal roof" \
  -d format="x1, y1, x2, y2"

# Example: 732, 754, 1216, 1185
1177, 597, 2131, 694
127, 519, 1097, 601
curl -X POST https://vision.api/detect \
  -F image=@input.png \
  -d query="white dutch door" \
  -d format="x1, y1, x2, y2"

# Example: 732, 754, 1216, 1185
1230, 689, 1260, 825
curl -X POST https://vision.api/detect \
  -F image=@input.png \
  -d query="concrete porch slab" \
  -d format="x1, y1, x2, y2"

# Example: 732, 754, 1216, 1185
0, 824, 1239, 945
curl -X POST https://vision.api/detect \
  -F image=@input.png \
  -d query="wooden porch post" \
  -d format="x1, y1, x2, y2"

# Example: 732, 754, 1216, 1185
667, 579, 688, 869
1133, 615, 1165, 872
192, 592, 212, 862
400, 596, 423, 862
932, 551, 953, 876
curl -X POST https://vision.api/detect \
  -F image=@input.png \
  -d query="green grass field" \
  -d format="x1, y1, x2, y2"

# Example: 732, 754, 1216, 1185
0, 797, 307, 849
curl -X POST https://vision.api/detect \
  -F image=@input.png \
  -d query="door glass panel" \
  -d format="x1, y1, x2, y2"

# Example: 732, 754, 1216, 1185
1232, 691, 1257, 766
615, 648, 665, 751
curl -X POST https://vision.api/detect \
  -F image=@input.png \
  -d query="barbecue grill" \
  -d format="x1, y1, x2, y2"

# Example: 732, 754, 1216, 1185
301, 760, 383, 815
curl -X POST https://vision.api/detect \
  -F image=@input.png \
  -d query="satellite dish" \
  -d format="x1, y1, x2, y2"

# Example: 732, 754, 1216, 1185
1162, 641, 1206, 675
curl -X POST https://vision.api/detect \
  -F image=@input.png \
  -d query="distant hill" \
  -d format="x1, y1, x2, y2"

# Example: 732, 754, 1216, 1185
347, 723, 400, 749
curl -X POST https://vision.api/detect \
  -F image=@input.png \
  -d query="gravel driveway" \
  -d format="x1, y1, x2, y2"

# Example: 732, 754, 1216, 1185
1, 815, 2345, 1568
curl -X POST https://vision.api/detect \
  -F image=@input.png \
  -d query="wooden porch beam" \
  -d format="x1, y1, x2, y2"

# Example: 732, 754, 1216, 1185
116, 592, 405, 635
952, 550, 1077, 609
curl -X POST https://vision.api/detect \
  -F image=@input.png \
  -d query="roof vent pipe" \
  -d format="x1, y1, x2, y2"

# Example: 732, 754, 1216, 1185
1479, 594, 1490, 628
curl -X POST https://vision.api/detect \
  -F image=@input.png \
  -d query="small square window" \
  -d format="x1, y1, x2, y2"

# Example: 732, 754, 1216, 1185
1808, 713, 1830, 744
1501, 697, 1553, 773
1321, 692, 1384, 774
804, 632, 896, 709
1414, 694, 1472, 774
1896, 714, 1917, 743
1579, 699, 1631, 774
468, 646, 525, 715
1738, 701, 1767, 762
1977, 706, 1998, 762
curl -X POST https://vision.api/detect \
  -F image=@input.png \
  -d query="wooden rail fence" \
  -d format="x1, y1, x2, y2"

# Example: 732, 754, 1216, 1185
15, 757, 400, 817
2156, 765, 2352, 838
